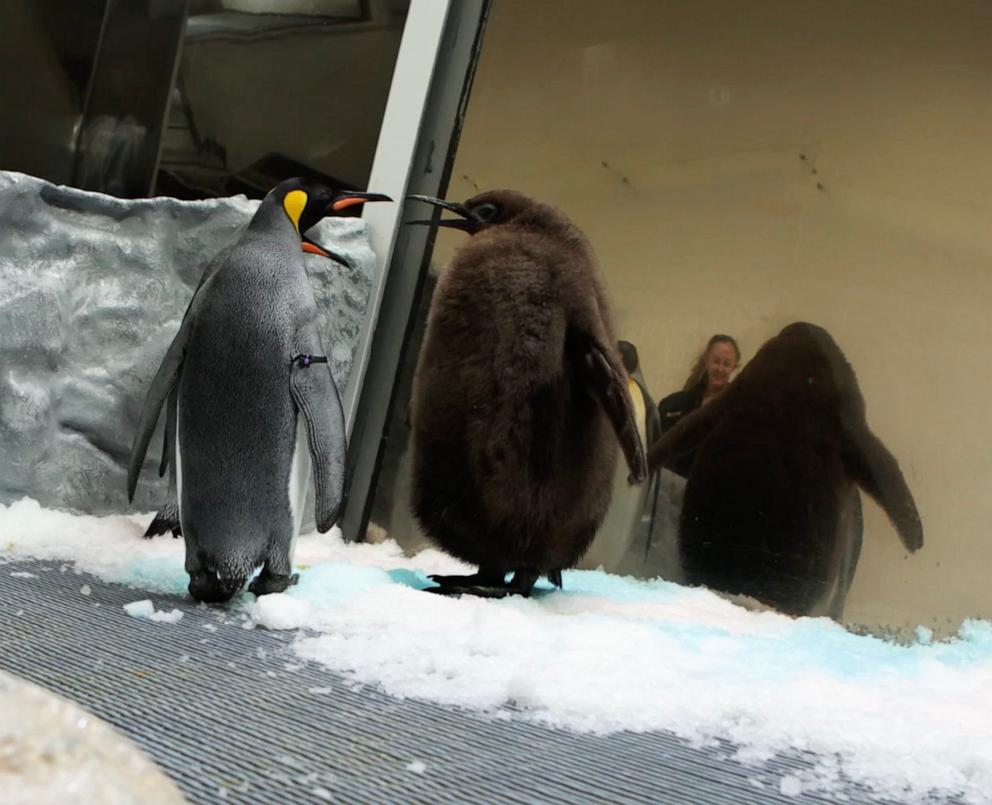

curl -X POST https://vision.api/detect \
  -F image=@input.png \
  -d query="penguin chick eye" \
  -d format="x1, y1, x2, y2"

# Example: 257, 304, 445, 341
472, 202, 501, 223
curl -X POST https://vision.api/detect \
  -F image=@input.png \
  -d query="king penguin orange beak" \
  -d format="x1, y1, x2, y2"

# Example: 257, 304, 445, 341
302, 191, 391, 266
329, 191, 393, 212
302, 242, 329, 256
300, 235, 351, 267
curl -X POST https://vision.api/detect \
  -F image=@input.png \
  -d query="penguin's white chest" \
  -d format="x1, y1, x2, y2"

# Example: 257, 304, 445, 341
288, 415, 312, 539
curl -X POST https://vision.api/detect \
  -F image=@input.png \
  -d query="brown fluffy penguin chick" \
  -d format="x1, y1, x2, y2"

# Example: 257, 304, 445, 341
645, 322, 923, 618
406, 190, 648, 597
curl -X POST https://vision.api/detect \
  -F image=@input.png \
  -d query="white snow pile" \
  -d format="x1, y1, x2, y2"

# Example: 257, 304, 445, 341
2, 497, 992, 803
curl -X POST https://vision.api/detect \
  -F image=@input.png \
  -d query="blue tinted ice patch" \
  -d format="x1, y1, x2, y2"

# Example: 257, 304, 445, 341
927, 619, 992, 665
387, 568, 433, 590
116, 558, 189, 596
559, 568, 685, 602
291, 562, 393, 604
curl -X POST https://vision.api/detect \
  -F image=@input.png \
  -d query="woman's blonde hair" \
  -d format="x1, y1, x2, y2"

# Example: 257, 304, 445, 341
682, 334, 741, 392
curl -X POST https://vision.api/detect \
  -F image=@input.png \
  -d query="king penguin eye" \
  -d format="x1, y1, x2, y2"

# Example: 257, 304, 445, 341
473, 202, 500, 222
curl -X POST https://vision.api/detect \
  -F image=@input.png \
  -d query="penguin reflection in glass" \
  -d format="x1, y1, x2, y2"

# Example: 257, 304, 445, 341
578, 340, 662, 573
128, 178, 391, 603
645, 322, 923, 618
406, 191, 648, 597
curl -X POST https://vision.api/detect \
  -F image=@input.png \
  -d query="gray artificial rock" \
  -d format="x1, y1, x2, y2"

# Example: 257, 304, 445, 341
0, 171, 375, 516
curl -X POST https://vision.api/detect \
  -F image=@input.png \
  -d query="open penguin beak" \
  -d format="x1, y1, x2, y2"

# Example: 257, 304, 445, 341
404, 194, 475, 230
301, 235, 350, 265
301, 191, 393, 266
329, 191, 393, 213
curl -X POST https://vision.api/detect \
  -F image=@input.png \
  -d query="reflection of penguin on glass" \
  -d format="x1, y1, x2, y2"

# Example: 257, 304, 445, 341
657, 334, 740, 477
646, 322, 923, 618
578, 340, 661, 572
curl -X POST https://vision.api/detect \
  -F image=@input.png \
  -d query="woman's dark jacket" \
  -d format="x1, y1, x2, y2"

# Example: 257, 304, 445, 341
656, 383, 705, 478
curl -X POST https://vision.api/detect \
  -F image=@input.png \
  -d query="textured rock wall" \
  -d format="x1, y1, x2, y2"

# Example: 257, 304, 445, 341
0, 171, 375, 515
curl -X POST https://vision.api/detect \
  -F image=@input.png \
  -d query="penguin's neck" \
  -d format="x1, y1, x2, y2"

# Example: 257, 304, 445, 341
248, 197, 299, 239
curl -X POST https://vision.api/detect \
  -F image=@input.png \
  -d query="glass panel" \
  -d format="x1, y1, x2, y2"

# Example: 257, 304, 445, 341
368, 0, 992, 639
0, 0, 106, 184
0, 0, 409, 200
157, 0, 410, 199
73, 0, 190, 197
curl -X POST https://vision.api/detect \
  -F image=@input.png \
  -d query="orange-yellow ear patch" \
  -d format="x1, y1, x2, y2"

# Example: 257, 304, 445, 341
283, 189, 308, 232
331, 196, 367, 212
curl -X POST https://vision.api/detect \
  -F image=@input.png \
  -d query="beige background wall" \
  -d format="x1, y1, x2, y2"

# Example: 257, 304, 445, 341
431, 0, 992, 634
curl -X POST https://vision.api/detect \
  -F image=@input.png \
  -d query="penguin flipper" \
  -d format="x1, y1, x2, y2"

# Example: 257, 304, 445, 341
127, 322, 192, 503
158, 386, 178, 477
289, 352, 346, 532
842, 425, 923, 552
582, 341, 648, 483
644, 390, 732, 476
131, 258, 225, 502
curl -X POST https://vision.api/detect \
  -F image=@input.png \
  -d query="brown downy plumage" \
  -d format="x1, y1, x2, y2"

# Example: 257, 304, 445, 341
645, 322, 923, 618
405, 190, 647, 597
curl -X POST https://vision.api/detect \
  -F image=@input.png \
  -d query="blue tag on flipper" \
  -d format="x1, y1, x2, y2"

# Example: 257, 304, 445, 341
291, 353, 329, 369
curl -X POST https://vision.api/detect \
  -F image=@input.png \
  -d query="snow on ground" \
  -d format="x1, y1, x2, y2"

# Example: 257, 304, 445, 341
2, 497, 992, 803
123, 599, 184, 623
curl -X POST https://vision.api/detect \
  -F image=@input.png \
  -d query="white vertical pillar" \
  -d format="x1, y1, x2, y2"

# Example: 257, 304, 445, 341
343, 0, 453, 433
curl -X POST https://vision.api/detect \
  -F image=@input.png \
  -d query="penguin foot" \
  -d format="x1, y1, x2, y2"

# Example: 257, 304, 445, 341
188, 572, 245, 604
424, 583, 513, 598
424, 570, 544, 598
507, 569, 539, 597
424, 572, 510, 598
143, 503, 182, 539
428, 572, 502, 586
249, 569, 300, 597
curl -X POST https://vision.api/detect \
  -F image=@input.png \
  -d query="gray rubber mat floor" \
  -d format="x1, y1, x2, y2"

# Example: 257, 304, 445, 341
0, 558, 923, 804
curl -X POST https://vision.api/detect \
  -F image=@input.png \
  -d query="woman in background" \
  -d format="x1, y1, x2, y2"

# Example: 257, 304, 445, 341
657, 334, 740, 477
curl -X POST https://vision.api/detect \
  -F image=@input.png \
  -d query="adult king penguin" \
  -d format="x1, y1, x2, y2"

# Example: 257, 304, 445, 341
645, 322, 923, 617
406, 190, 647, 597
128, 178, 391, 603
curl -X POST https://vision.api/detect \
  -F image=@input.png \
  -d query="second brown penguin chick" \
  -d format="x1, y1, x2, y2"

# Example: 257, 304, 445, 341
406, 190, 647, 597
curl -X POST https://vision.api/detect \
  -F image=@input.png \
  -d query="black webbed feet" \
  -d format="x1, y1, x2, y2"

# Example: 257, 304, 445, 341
427, 573, 501, 586
507, 569, 539, 597
143, 503, 182, 539
249, 569, 300, 597
188, 572, 245, 604
424, 583, 513, 598
424, 569, 547, 598
424, 572, 509, 598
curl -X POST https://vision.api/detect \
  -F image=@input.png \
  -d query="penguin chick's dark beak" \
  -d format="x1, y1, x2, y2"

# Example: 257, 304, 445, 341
404, 194, 475, 230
